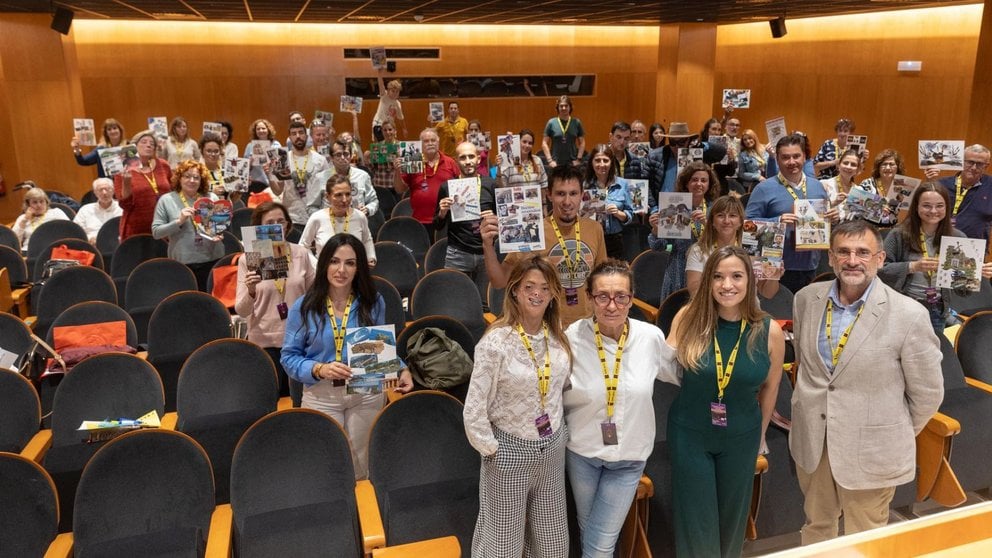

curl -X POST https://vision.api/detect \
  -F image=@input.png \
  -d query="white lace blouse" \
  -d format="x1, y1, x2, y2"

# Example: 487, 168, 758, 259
463, 325, 570, 456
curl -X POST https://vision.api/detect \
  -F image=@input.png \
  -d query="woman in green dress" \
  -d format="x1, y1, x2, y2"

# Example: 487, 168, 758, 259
666, 245, 785, 557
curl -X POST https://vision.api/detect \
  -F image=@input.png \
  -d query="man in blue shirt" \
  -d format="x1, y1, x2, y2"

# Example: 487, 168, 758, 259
926, 144, 992, 241
746, 133, 831, 294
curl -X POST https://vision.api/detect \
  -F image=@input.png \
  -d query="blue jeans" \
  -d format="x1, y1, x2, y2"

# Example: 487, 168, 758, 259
566, 450, 645, 558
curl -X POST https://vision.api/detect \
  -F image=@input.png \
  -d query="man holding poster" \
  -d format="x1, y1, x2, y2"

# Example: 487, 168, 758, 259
481, 165, 607, 326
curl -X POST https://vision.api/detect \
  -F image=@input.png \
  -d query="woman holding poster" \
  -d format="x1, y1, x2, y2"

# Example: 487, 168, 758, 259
281, 234, 413, 479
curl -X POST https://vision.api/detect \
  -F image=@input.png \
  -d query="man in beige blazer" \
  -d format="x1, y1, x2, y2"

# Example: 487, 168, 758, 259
791, 219, 943, 544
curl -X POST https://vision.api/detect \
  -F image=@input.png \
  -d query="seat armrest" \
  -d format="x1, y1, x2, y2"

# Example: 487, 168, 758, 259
483, 312, 497, 325
12, 286, 31, 319
205, 503, 233, 558
20, 429, 53, 463
45, 532, 73, 558
631, 298, 659, 324
916, 412, 965, 505
356, 480, 386, 553
160, 412, 178, 431
276, 396, 294, 411
372, 536, 461, 557
965, 377, 992, 396
635, 475, 654, 500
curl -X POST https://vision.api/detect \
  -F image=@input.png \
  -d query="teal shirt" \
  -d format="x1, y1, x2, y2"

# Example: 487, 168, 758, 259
669, 317, 771, 435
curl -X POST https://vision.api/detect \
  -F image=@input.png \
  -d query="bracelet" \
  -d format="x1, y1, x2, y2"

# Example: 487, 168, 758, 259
312, 363, 322, 381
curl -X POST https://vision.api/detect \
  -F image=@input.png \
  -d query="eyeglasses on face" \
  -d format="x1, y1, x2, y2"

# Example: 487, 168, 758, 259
831, 248, 879, 261
592, 293, 632, 307
963, 159, 989, 169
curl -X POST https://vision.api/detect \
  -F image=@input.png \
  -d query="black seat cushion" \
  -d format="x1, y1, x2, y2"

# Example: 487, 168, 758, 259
84, 526, 203, 558
380, 478, 478, 551
237, 501, 360, 558
179, 408, 271, 505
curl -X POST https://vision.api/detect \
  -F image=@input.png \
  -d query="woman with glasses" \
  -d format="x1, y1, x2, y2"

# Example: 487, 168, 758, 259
13, 186, 70, 252
116, 130, 172, 240
151, 159, 224, 290
879, 183, 992, 332
563, 259, 678, 557
237, 201, 315, 405
200, 133, 234, 201
464, 255, 573, 558
858, 149, 904, 198
667, 246, 784, 557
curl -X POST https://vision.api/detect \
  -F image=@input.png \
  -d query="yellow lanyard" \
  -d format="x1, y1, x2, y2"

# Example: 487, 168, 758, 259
330, 207, 351, 235
692, 199, 707, 238
208, 169, 223, 191
953, 175, 968, 216
273, 255, 291, 298
713, 320, 747, 401
558, 116, 571, 136
594, 320, 628, 420
550, 217, 582, 280
875, 178, 888, 198
825, 299, 864, 368
293, 154, 310, 185
179, 192, 195, 208
520, 159, 533, 182
26, 211, 46, 235
517, 323, 551, 411
919, 232, 935, 281
140, 168, 159, 195
777, 173, 807, 201
425, 156, 440, 177
618, 156, 626, 177
326, 294, 353, 362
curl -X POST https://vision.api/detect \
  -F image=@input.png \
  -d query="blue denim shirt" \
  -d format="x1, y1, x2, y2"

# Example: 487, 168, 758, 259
603, 178, 634, 235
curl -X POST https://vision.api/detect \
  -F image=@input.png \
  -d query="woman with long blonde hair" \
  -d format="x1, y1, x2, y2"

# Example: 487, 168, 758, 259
666, 245, 784, 557
464, 255, 573, 558
737, 128, 767, 192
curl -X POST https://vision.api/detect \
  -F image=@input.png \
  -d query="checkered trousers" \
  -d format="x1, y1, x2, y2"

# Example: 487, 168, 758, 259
472, 425, 569, 558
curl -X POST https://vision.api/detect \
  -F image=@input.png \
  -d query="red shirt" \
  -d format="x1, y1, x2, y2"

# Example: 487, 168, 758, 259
114, 158, 173, 240
399, 153, 459, 224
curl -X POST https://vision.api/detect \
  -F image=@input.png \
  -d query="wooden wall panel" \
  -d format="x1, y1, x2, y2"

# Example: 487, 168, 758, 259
0, 15, 89, 224
71, 21, 661, 160
713, 5, 982, 179
968, 0, 992, 147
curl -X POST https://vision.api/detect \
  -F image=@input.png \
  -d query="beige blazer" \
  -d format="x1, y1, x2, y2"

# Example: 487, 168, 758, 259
789, 279, 943, 490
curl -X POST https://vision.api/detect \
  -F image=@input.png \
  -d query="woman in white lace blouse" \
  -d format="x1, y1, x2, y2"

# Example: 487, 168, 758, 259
463, 255, 573, 558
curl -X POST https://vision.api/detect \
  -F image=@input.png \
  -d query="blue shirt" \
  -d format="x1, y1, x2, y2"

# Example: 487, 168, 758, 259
817, 278, 875, 373
745, 175, 827, 272
601, 178, 634, 235
939, 174, 992, 240
281, 293, 386, 386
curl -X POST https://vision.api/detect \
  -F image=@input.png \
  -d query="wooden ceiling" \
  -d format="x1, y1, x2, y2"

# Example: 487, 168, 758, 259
0, 0, 977, 26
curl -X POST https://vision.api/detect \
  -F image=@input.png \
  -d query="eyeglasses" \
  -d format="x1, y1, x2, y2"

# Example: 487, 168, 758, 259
963, 160, 989, 169
592, 293, 632, 307
831, 248, 880, 261
331, 152, 349, 158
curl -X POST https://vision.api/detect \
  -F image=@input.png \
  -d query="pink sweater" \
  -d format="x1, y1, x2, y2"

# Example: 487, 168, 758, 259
235, 243, 315, 348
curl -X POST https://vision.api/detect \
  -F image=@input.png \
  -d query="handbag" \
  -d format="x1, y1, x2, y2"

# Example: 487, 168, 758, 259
405, 327, 473, 389
211, 254, 240, 309
50, 244, 95, 266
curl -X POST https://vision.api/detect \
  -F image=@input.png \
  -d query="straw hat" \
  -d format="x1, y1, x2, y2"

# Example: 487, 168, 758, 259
661, 122, 698, 138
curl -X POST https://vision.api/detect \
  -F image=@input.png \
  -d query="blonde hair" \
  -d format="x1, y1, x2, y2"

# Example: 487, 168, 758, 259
741, 129, 766, 161
491, 255, 573, 368
674, 246, 768, 371
386, 80, 402, 92
22, 187, 49, 211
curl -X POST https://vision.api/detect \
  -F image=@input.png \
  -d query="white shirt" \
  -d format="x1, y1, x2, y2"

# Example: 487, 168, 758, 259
279, 150, 332, 225
73, 200, 122, 241
13, 208, 70, 251
563, 318, 679, 462
463, 325, 570, 456
299, 208, 376, 263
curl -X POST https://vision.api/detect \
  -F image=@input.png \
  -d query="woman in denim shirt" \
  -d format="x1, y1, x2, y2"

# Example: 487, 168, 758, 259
583, 144, 634, 260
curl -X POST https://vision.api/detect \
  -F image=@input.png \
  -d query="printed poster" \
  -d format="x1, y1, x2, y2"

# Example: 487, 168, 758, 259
468, 131, 492, 151
346, 325, 401, 394
495, 185, 545, 254
628, 142, 650, 159
147, 116, 168, 141
193, 198, 233, 238
919, 140, 965, 171
676, 147, 703, 179
429, 102, 444, 123
845, 188, 889, 224
98, 144, 138, 177
223, 157, 250, 193
73, 118, 96, 146
656, 192, 693, 240
627, 179, 649, 215
447, 177, 481, 223
794, 199, 830, 251
399, 141, 423, 174
580, 187, 609, 224
370, 46, 387, 70
498, 134, 521, 173
202, 121, 223, 137
742, 218, 786, 280
765, 117, 787, 147
847, 135, 868, 155
936, 237, 986, 292
722, 88, 751, 109
340, 95, 363, 114
313, 110, 334, 126
242, 224, 289, 280
885, 174, 921, 212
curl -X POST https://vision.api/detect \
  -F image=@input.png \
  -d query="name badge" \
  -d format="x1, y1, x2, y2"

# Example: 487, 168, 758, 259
276, 302, 289, 320
710, 401, 728, 427
535, 412, 553, 439
565, 287, 579, 306
601, 422, 618, 445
